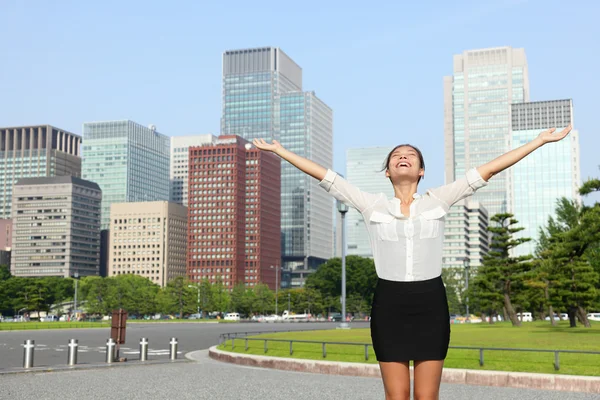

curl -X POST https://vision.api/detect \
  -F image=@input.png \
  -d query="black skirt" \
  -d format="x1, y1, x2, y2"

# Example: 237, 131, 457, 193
370, 275, 450, 362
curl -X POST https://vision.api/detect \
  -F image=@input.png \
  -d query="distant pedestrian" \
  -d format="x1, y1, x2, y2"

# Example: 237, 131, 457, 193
252, 124, 572, 399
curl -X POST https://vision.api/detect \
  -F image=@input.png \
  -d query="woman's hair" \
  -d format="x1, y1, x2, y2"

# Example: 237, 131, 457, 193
380, 144, 425, 183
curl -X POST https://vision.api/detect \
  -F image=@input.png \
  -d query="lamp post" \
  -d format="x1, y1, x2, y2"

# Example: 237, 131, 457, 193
73, 272, 79, 317
188, 284, 200, 315
337, 199, 349, 329
270, 265, 279, 315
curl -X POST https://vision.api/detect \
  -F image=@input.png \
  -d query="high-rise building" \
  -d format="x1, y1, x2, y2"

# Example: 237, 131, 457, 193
108, 201, 187, 287
170, 135, 217, 206
346, 147, 394, 258
442, 200, 490, 271
444, 47, 530, 217
82, 120, 170, 229
187, 135, 281, 290
0, 125, 82, 218
10, 176, 101, 277
0, 219, 12, 251
510, 99, 580, 256
222, 47, 333, 288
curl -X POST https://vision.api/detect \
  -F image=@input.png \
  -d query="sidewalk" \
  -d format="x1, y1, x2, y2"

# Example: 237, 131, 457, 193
1, 350, 598, 400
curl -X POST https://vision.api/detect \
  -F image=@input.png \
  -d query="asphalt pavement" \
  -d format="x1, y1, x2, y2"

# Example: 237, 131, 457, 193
0, 321, 362, 370
0, 349, 596, 400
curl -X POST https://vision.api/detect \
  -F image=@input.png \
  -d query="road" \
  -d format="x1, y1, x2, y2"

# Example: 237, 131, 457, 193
0, 321, 363, 370
0, 350, 596, 400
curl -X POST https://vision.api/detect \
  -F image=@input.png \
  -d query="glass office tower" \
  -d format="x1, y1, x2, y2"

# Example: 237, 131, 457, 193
510, 99, 580, 256
82, 120, 170, 229
222, 47, 333, 288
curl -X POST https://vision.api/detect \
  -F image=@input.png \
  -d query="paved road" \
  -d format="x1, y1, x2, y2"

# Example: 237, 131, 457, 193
0, 350, 596, 400
0, 322, 365, 370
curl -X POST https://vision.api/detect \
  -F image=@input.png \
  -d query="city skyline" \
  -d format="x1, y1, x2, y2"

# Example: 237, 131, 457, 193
2, 2, 598, 207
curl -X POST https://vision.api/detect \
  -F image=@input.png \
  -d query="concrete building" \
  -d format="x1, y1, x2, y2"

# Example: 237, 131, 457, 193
170, 134, 216, 206
187, 135, 281, 290
510, 99, 580, 256
0, 219, 12, 251
346, 147, 395, 258
108, 201, 187, 287
442, 200, 490, 271
82, 120, 170, 229
0, 125, 82, 218
444, 47, 530, 217
222, 47, 333, 288
10, 176, 101, 277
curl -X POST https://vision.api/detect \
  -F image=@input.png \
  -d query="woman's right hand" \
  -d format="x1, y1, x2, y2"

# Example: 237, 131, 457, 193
252, 138, 283, 153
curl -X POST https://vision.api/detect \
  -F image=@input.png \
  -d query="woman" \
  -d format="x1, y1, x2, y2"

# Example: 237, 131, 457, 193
252, 124, 571, 400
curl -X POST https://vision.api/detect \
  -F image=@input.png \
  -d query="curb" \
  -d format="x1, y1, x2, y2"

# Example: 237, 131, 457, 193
207, 346, 600, 394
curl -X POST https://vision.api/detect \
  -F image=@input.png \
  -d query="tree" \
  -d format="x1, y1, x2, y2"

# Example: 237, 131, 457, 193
305, 255, 378, 306
473, 214, 532, 327
80, 276, 112, 315
539, 199, 600, 327
162, 276, 195, 318
209, 278, 230, 313
252, 283, 274, 315
230, 283, 248, 315
441, 267, 466, 315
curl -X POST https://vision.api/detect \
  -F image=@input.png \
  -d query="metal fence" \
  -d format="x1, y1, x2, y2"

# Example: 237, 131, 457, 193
219, 331, 600, 371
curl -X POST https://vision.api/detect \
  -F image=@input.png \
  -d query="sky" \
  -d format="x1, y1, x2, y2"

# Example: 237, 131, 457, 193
1, 0, 599, 204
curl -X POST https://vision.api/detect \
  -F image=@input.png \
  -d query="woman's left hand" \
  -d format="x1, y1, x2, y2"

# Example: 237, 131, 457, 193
537, 124, 572, 144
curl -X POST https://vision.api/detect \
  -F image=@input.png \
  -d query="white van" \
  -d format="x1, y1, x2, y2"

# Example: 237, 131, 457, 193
516, 312, 533, 322
224, 313, 240, 321
587, 313, 600, 321
41, 315, 59, 322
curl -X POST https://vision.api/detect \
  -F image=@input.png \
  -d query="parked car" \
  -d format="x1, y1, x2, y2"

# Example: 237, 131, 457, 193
516, 312, 533, 322
41, 315, 59, 322
587, 313, 600, 321
2, 316, 14, 323
329, 313, 343, 322
224, 312, 240, 321
188, 313, 202, 320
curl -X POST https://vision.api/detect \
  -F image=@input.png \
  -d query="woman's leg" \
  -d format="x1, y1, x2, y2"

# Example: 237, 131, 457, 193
413, 360, 444, 400
378, 361, 411, 400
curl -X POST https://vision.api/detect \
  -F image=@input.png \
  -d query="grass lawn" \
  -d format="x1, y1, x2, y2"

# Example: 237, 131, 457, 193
217, 321, 600, 376
0, 322, 111, 331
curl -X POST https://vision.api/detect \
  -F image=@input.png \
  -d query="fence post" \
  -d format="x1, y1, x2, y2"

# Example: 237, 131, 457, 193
365, 344, 369, 361
479, 348, 484, 366
67, 339, 78, 366
289, 341, 293, 356
231, 337, 235, 350
245, 338, 248, 351
322, 342, 326, 358
23, 340, 35, 368
554, 351, 560, 371
264, 340, 268, 354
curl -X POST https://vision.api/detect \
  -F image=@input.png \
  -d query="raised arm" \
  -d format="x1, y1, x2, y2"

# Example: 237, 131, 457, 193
252, 138, 327, 180
477, 125, 572, 181
252, 138, 382, 213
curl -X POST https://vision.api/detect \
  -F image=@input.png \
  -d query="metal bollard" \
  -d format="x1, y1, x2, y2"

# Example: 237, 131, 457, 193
23, 340, 35, 368
169, 337, 178, 360
139, 338, 149, 361
67, 339, 78, 366
106, 338, 116, 363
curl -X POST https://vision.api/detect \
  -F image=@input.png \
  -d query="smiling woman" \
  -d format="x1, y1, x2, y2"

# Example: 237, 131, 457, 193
251, 125, 572, 400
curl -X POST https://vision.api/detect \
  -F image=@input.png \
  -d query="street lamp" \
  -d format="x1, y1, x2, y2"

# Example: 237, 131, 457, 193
337, 199, 349, 329
188, 284, 200, 315
270, 265, 279, 315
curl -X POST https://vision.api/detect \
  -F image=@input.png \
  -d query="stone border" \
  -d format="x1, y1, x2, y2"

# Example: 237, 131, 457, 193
208, 346, 600, 394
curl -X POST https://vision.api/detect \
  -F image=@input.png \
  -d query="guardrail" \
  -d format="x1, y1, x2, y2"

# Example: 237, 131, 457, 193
218, 331, 600, 371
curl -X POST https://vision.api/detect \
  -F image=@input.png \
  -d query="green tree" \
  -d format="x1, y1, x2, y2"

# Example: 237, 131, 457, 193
441, 267, 466, 315
230, 283, 247, 314
252, 283, 274, 315
80, 276, 112, 315
210, 278, 230, 313
162, 276, 195, 318
305, 256, 378, 306
473, 214, 532, 327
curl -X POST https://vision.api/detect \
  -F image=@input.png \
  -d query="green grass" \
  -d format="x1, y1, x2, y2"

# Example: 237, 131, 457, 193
0, 321, 111, 331
217, 321, 600, 376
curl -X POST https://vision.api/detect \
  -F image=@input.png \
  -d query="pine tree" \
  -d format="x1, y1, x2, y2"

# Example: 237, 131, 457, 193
473, 214, 532, 327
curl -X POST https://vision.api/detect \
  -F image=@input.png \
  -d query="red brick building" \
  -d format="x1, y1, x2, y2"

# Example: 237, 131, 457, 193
186, 135, 281, 290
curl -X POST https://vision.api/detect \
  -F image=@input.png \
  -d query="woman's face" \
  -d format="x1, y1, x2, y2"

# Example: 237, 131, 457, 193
385, 146, 424, 183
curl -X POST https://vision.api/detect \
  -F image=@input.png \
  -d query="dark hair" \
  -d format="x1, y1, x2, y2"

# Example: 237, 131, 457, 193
380, 144, 425, 183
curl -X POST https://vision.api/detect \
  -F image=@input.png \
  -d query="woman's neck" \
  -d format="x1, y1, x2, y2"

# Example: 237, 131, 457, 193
393, 181, 418, 205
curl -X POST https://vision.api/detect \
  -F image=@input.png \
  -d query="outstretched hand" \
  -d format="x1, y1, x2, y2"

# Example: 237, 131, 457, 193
537, 124, 572, 144
252, 138, 283, 153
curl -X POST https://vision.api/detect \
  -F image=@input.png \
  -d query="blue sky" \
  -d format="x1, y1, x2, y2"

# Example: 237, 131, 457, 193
1, 0, 599, 204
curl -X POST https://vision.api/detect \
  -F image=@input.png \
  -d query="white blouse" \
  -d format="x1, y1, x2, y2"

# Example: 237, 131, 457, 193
319, 168, 488, 282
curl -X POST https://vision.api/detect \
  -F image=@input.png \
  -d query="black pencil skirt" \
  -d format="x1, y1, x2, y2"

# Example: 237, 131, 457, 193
370, 275, 450, 362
